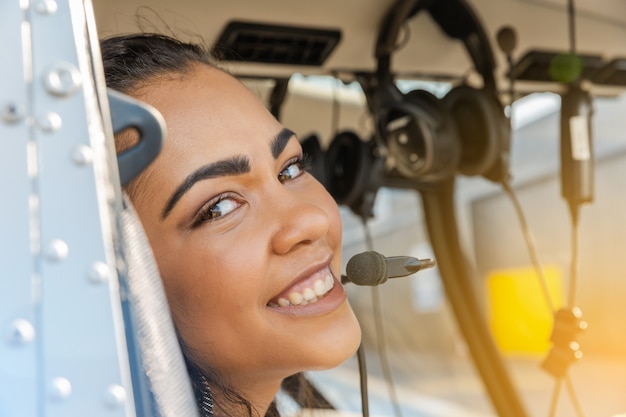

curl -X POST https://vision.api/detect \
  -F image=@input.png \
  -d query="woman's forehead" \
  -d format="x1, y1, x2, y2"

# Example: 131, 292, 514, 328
141, 65, 258, 116
133, 65, 290, 196
141, 65, 280, 151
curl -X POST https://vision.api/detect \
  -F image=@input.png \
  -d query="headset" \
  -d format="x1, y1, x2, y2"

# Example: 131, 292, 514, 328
325, 130, 385, 218
300, 133, 328, 187
322, 0, 510, 218
362, 0, 511, 184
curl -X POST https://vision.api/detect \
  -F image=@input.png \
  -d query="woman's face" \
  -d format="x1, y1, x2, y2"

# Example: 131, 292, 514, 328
129, 64, 361, 398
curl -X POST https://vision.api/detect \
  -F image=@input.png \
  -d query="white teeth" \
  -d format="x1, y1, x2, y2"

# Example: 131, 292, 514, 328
303, 287, 316, 301
325, 274, 334, 290
313, 279, 326, 296
271, 273, 336, 307
288, 292, 304, 306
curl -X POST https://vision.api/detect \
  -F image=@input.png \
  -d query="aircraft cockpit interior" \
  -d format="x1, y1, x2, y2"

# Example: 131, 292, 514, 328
2, 1, 626, 416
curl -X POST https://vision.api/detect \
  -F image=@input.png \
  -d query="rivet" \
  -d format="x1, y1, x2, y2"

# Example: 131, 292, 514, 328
35, 0, 58, 15
6, 319, 35, 345
1, 102, 23, 124
45, 239, 69, 262
43, 62, 81, 97
104, 384, 126, 408
37, 112, 62, 132
88, 261, 110, 284
71, 144, 94, 166
49, 377, 72, 401
398, 133, 409, 145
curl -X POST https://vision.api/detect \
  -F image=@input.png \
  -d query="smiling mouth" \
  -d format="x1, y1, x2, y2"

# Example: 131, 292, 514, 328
267, 272, 335, 307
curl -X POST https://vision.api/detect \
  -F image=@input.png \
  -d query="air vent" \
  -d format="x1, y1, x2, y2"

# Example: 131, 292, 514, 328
213, 21, 341, 67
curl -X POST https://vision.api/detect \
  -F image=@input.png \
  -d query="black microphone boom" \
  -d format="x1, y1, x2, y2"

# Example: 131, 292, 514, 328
342, 250, 436, 286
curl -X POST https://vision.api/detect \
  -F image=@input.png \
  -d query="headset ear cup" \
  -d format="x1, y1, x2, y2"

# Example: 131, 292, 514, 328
405, 89, 442, 112
325, 131, 372, 208
443, 85, 503, 177
300, 133, 327, 187
383, 89, 460, 181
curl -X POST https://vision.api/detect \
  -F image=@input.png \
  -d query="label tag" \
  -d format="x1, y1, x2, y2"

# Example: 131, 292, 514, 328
569, 115, 590, 161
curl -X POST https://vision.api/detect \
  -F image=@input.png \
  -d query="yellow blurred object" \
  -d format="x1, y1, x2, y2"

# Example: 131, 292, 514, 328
487, 265, 564, 356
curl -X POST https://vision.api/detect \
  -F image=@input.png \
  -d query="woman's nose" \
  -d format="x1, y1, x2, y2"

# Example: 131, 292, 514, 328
270, 193, 331, 255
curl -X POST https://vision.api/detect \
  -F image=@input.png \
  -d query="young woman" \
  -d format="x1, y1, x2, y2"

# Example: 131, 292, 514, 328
101, 34, 362, 416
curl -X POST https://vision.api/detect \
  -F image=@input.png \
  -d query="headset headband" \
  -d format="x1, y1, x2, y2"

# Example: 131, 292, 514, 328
375, 0, 496, 92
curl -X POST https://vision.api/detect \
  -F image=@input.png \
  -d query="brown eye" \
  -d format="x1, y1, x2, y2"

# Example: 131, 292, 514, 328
278, 158, 307, 182
194, 195, 242, 227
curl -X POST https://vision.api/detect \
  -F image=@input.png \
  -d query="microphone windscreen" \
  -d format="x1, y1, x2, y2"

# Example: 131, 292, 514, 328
496, 26, 517, 55
345, 251, 387, 286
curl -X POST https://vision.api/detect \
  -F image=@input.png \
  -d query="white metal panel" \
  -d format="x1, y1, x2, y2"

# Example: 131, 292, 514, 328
0, 1, 38, 416
1, 0, 137, 416
29, 0, 135, 416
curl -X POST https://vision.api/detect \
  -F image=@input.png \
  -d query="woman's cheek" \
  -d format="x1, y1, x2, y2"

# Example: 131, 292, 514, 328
322, 191, 343, 245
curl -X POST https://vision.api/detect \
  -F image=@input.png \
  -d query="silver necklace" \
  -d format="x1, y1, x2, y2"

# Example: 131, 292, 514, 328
198, 374, 215, 416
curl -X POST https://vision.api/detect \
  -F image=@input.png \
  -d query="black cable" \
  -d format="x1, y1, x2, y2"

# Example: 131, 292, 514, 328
562, 2, 587, 415
548, 379, 561, 417
565, 373, 586, 417
501, 181, 556, 312
499, 10, 588, 408
563, 203, 586, 417
501, 180, 559, 417
508, 57, 515, 115
568, 0, 576, 55
567, 203, 580, 308
422, 180, 530, 417
500, 181, 587, 417
356, 344, 370, 417
499, 42, 577, 417
361, 218, 404, 417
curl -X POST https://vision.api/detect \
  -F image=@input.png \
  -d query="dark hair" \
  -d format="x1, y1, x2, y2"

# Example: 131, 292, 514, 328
100, 33, 216, 94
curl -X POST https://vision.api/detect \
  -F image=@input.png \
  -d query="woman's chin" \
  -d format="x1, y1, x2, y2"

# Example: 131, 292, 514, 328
306, 309, 362, 371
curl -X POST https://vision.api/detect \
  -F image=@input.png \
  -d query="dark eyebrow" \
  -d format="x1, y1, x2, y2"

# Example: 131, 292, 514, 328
161, 155, 250, 220
271, 128, 296, 159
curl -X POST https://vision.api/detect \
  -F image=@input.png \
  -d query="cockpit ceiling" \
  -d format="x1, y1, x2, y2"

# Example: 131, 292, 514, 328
93, 0, 626, 95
